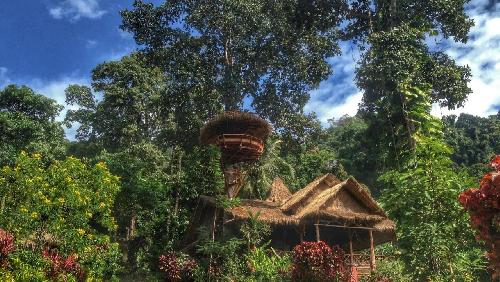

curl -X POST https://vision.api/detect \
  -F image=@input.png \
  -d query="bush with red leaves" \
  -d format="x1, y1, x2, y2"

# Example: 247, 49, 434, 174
459, 155, 500, 280
0, 229, 15, 268
292, 241, 348, 282
159, 251, 198, 282
42, 248, 85, 281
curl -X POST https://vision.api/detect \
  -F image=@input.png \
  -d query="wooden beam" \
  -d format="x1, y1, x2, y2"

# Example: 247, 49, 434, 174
314, 223, 375, 230
369, 229, 376, 271
315, 218, 320, 242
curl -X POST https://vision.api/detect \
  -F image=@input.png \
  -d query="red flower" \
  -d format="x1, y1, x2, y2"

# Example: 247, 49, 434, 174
159, 251, 198, 281
459, 155, 500, 279
292, 241, 348, 281
43, 248, 85, 281
491, 155, 500, 172
0, 229, 15, 268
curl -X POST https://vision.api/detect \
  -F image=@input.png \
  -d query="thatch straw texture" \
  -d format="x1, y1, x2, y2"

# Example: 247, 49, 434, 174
265, 177, 292, 204
193, 174, 396, 248
199, 196, 299, 225
200, 111, 272, 145
199, 174, 394, 228
281, 174, 341, 214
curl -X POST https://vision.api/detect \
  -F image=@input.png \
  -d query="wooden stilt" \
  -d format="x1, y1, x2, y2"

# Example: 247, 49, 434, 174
315, 218, 320, 242
299, 224, 304, 242
369, 229, 376, 271
348, 229, 354, 265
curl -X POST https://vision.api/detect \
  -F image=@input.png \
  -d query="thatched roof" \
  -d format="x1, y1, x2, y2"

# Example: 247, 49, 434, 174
189, 174, 396, 250
200, 111, 272, 145
199, 196, 299, 225
281, 174, 341, 214
265, 177, 292, 204
199, 174, 395, 232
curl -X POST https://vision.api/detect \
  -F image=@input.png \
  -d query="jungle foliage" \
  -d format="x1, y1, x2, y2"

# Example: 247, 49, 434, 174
0, 0, 498, 280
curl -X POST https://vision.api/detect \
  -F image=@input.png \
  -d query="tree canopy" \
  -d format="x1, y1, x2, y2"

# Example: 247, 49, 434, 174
0, 85, 66, 166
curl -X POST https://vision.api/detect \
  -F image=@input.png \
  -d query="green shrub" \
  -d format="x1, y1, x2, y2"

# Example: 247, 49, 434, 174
245, 246, 291, 281
0, 152, 122, 280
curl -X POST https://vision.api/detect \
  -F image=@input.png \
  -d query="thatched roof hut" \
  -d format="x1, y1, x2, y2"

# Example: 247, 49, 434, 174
186, 174, 396, 252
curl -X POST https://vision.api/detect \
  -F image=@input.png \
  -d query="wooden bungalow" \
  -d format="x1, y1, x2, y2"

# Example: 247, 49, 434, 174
185, 173, 396, 275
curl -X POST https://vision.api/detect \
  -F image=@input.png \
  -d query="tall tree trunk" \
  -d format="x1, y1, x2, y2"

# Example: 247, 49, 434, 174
174, 150, 183, 217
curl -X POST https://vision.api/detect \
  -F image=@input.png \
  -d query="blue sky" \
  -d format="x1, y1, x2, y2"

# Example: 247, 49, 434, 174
0, 0, 499, 138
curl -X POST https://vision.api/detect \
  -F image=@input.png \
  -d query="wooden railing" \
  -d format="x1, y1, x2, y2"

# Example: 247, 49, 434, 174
345, 254, 395, 277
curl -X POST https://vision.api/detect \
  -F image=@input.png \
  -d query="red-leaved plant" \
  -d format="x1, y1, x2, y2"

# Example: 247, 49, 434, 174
0, 229, 15, 268
43, 248, 85, 281
292, 241, 348, 281
159, 251, 198, 281
459, 155, 500, 280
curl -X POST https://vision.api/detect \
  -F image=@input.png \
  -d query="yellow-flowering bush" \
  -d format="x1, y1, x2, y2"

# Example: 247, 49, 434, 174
0, 152, 121, 281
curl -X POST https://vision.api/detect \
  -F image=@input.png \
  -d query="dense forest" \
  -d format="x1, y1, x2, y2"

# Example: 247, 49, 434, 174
0, 0, 499, 281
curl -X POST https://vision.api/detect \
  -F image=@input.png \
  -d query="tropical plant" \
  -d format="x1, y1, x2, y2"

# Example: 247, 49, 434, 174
242, 138, 296, 199
240, 211, 271, 251
0, 85, 66, 166
0, 229, 14, 268
292, 241, 347, 282
245, 246, 291, 281
0, 152, 122, 280
459, 155, 500, 280
380, 136, 486, 281
158, 251, 198, 282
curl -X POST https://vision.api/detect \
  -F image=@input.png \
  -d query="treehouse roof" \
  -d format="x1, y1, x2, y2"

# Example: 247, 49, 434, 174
199, 111, 272, 145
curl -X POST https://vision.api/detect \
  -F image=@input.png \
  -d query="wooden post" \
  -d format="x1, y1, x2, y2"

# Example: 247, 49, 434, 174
299, 224, 305, 242
315, 218, 320, 242
369, 229, 376, 271
348, 229, 354, 265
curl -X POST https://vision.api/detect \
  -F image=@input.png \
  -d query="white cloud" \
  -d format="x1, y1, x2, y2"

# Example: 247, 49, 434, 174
29, 76, 89, 112
118, 28, 133, 40
49, 0, 106, 21
306, 91, 362, 125
305, 42, 361, 125
308, 0, 499, 126
432, 6, 500, 117
30, 76, 90, 140
0, 67, 11, 88
0, 71, 90, 140
85, 39, 98, 49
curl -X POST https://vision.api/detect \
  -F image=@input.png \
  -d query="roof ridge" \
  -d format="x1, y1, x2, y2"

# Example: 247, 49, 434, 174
280, 173, 341, 214
344, 177, 387, 217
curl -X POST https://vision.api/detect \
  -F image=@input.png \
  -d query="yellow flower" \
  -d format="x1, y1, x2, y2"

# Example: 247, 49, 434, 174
96, 162, 106, 169
32, 153, 41, 159
20, 207, 28, 213
77, 229, 85, 235
31, 212, 38, 219
58, 198, 65, 203
99, 202, 106, 209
